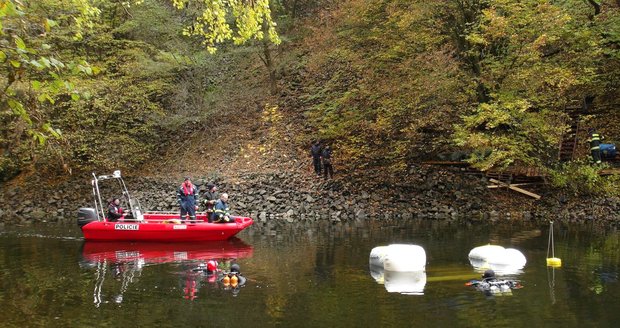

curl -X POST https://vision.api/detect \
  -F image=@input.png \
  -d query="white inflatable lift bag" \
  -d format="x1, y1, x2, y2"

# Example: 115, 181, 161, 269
369, 244, 426, 271
369, 244, 427, 295
468, 245, 526, 274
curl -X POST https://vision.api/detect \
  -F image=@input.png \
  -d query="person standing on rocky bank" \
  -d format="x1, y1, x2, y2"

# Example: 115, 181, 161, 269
177, 177, 199, 222
310, 140, 322, 177
322, 145, 334, 179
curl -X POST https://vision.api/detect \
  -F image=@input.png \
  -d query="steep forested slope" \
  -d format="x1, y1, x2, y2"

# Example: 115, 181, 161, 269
285, 0, 620, 193
2, 0, 619, 196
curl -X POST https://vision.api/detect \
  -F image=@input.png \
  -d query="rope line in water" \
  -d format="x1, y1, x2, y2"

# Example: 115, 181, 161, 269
547, 221, 555, 259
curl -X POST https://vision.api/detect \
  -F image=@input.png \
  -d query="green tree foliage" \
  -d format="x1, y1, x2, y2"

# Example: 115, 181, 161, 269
1, 0, 284, 181
550, 160, 620, 196
302, 0, 473, 172
171, 0, 282, 95
0, 0, 99, 178
52, 0, 199, 173
171, 0, 280, 53
0, 0, 204, 180
453, 0, 618, 171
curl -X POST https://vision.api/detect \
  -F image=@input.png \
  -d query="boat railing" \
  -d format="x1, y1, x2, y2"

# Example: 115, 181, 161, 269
142, 211, 212, 217
143, 211, 244, 217
91, 170, 145, 222
143, 211, 193, 214
115, 214, 248, 224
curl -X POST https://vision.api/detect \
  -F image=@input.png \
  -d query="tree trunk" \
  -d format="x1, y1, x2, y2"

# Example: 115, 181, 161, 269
262, 41, 277, 95
261, 22, 277, 96
291, 0, 299, 21
586, 0, 601, 16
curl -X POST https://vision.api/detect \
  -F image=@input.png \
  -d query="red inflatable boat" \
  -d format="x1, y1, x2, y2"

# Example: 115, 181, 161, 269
77, 171, 253, 242
80, 213, 254, 242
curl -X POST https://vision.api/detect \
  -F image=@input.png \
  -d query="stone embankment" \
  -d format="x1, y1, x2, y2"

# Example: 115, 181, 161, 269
0, 165, 619, 225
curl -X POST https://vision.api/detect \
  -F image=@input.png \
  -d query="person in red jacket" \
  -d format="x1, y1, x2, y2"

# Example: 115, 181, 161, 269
177, 177, 199, 222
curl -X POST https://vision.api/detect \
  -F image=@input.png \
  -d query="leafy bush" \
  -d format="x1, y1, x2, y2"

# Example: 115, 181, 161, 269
550, 161, 620, 197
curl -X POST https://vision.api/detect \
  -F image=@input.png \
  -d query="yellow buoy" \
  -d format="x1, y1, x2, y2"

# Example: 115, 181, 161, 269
230, 275, 238, 284
222, 276, 230, 285
546, 257, 562, 267
546, 221, 562, 268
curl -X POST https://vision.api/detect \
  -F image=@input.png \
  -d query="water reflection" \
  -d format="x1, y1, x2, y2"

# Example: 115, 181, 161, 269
370, 265, 427, 295
90, 258, 143, 306
2, 220, 620, 327
80, 238, 253, 306
548, 266, 558, 304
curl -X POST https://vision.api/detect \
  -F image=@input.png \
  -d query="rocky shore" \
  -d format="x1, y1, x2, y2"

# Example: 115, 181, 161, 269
1, 165, 619, 226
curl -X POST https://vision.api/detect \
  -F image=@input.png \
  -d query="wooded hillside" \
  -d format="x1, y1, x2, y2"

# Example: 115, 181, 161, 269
1, 0, 619, 195
293, 0, 620, 194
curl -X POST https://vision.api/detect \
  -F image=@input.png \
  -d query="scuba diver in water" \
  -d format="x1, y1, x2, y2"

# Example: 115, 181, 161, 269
220, 263, 246, 296
466, 269, 522, 297
191, 260, 220, 283
190, 261, 246, 295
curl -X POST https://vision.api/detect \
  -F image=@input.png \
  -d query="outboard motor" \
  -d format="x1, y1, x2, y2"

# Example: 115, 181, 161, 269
77, 208, 98, 228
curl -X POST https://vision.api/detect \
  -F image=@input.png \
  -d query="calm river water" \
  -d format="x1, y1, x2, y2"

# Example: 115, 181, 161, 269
1, 219, 619, 327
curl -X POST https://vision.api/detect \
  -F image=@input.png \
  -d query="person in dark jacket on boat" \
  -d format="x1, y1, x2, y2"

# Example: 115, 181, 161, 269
107, 198, 123, 222
177, 177, 199, 222
213, 193, 231, 223
321, 145, 333, 179
202, 183, 219, 223
310, 141, 322, 177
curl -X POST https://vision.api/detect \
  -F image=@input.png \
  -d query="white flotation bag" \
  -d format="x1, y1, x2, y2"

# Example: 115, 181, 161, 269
369, 244, 426, 272
384, 270, 427, 295
370, 265, 426, 295
468, 245, 526, 274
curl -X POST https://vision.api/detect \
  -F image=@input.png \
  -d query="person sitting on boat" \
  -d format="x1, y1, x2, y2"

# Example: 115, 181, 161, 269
213, 193, 232, 223
107, 198, 123, 222
177, 177, 199, 222
202, 183, 219, 223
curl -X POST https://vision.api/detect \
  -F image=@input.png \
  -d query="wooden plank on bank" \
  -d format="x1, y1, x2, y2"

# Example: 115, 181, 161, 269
487, 183, 533, 189
488, 178, 541, 200
421, 161, 469, 166
599, 168, 620, 176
